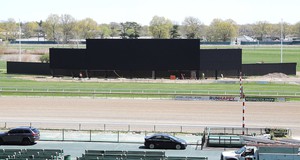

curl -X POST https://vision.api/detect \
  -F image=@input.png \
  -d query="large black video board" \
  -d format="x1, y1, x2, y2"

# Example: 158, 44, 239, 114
86, 39, 200, 70
200, 49, 242, 70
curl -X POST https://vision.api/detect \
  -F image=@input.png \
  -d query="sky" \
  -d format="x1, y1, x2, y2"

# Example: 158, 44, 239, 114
1, 0, 300, 25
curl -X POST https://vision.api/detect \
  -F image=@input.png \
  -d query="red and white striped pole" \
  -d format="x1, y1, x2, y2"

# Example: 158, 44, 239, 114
240, 72, 245, 135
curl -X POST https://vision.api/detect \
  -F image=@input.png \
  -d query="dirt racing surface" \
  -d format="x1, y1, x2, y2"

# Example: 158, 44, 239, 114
1, 97, 300, 138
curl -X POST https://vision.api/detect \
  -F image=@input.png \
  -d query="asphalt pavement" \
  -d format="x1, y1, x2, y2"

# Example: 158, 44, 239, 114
0, 141, 227, 160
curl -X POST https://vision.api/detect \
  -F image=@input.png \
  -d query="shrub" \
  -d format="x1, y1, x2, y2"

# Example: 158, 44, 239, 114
39, 54, 49, 63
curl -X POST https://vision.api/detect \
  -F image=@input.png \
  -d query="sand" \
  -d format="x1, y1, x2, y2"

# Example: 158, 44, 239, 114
0, 97, 299, 138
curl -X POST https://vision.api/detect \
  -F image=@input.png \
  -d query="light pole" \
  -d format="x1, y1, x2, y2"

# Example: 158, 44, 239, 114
18, 19, 22, 62
280, 19, 283, 63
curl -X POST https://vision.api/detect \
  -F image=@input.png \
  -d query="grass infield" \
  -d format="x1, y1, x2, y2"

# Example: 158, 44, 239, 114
0, 45, 299, 100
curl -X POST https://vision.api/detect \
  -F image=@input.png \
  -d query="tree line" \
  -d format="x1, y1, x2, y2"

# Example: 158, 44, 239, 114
1, 14, 300, 43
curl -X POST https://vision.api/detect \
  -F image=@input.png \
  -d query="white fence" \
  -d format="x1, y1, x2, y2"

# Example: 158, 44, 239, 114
1, 87, 299, 98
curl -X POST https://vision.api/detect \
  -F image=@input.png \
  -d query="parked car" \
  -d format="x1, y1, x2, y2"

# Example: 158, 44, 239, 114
0, 127, 40, 145
144, 133, 187, 150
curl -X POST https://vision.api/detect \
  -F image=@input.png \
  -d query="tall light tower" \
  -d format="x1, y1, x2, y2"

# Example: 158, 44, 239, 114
280, 19, 283, 63
18, 19, 22, 62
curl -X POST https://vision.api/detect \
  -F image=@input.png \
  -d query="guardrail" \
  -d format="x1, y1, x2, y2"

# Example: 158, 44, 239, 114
0, 122, 204, 143
0, 121, 206, 133
0, 122, 288, 144
207, 135, 245, 147
207, 127, 268, 136
1, 87, 300, 98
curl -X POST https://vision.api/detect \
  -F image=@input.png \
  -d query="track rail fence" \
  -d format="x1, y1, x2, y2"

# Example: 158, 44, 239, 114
1, 87, 300, 98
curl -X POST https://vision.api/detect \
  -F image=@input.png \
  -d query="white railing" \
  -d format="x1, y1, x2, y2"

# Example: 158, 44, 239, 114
0, 121, 274, 143
1, 87, 299, 97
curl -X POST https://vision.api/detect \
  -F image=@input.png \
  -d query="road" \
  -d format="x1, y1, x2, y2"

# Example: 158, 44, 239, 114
0, 141, 225, 160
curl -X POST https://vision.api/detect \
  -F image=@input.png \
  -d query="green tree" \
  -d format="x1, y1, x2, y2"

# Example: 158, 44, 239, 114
109, 22, 120, 38
43, 14, 61, 42
0, 22, 5, 40
3, 18, 18, 41
119, 22, 141, 39
77, 18, 98, 39
206, 19, 238, 42
98, 24, 111, 39
181, 17, 204, 39
277, 22, 292, 39
36, 20, 45, 41
72, 21, 81, 45
170, 25, 180, 39
23, 21, 39, 38
293, 22, 300, 38
253, 21, 271, 41
129, 22, 141, 39
149, 16, 173, 38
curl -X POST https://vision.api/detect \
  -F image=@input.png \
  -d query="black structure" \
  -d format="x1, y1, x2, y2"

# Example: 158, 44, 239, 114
6, 39, 296, 78
200, 49, 242, 70
50, 49, 87, 70
50, 39, 201, 71
86, 39, 200, 70
49, 39, 242, 79
7, 62, 51, 75
7, 62, 297, 78
200, 49, 242, 79
242, 63, 297, 76
6, 39, 297, 78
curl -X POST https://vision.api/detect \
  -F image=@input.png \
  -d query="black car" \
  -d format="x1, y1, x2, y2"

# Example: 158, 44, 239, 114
144, 133, 187, 150
0, 127, 40, 145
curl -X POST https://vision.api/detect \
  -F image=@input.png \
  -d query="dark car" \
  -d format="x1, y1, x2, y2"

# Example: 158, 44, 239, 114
144, 133, 187, 150
0, 127, 40, 145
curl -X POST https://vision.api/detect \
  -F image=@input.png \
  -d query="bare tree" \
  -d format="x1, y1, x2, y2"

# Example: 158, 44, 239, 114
181, 17, 204, 39
293, 22, 300, 38
253, 21, 271, 41
60, 14, 76, 43
43, 14, 61, 42
3, 18, 18, 41
36, 20, 44, 41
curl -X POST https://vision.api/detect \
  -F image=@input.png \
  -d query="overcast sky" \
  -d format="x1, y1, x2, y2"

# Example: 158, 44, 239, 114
1, 0, 299, 25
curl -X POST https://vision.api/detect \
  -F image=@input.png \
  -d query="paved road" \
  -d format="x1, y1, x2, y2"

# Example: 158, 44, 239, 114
0, 141, 226, 160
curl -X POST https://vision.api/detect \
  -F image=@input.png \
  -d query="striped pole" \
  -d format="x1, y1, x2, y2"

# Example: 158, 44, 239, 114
240, 72, 245, 135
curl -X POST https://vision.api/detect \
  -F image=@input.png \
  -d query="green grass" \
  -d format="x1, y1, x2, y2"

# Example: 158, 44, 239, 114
6, 44, 86, 50
0, 75, 299, 95
201, 45, 300, 71
1, 45, 300, 99
0, 60, 6, 70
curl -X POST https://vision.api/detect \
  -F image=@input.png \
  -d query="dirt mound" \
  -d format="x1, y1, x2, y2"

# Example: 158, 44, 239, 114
262, 73, 289, 79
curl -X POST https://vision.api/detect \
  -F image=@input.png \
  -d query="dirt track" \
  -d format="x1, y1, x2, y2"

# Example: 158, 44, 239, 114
1, 97, 300, 138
